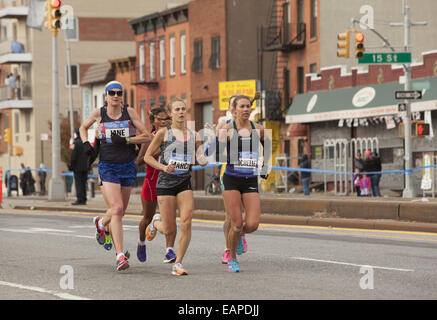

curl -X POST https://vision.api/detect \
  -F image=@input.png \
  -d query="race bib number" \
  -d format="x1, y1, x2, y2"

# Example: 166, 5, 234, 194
169, 153, 192, 174
98, 120, 134, 143
235, 151, 258, 174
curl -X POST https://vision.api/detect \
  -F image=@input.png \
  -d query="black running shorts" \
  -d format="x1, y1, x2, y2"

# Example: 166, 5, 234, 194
222, 173, 258, 194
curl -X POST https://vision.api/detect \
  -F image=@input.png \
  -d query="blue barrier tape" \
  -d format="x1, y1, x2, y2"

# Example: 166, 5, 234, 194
4, 163, 437, 179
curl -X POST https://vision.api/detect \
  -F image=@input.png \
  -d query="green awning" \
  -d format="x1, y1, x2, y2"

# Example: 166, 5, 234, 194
286, 76, 437, 124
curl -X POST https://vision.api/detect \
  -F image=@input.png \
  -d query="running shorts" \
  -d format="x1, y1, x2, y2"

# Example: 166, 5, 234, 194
156, 178, 192, 197
141, 178, 158, 202
98, 161, 137, 187
222, 173, 258, 194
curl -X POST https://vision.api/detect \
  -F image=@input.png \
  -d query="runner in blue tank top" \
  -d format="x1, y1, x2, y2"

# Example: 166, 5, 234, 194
79, 81, 151, 271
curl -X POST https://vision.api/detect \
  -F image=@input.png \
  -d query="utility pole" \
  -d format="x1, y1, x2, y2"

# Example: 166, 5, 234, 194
45, 0, 65, 201
65, 29, 74, 141
390, 0, 427, 198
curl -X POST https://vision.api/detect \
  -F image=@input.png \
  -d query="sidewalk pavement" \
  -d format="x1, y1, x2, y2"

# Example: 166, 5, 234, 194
2, 189, 437, 234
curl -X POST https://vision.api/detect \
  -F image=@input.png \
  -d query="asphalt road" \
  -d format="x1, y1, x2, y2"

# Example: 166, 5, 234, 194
1, 208, 437, 300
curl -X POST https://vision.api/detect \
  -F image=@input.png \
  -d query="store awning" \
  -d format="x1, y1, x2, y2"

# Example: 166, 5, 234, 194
286, 76, 437, 124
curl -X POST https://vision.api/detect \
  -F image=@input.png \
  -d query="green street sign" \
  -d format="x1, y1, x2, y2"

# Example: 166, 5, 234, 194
358, 52, 412, 64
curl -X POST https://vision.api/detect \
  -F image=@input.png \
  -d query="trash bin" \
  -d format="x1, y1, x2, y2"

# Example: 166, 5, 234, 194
8, 175, 18, 196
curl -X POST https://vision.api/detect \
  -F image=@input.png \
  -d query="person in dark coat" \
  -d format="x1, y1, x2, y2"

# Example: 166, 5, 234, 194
363, 150, 381, 197
300, 154, 311, 196
68, 128, 89, 205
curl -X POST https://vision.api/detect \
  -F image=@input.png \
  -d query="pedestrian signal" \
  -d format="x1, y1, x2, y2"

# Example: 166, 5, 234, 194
416, 123, 430, 136
354, 32, 365, 59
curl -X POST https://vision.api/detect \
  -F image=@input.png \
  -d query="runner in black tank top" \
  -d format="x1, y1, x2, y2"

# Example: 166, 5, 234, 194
79, 81, 151, 272
144, 98, 208, 276
217, 95, 269, 273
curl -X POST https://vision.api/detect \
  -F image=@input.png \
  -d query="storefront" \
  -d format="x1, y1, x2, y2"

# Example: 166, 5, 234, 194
286, 76, 437, 194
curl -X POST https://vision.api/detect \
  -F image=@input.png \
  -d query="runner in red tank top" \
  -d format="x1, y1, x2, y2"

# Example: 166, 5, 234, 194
135, 107, 177, 263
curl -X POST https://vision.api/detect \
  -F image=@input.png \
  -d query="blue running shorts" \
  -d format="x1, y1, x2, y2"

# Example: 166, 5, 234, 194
98, 161, 137, 187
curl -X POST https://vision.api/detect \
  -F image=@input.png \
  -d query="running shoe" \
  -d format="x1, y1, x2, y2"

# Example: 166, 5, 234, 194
146, 213, 161, 241
163, 248, 176, 263
93, 216, 105, 245
221, 249, 230, 264
237, 235, 246, 255
116, 254, 129, 271
227, 258, 240, 273
103, 232, 112, 251
172, 262, 188, 276
137, 243, 146, 262
124, 250, 130, 259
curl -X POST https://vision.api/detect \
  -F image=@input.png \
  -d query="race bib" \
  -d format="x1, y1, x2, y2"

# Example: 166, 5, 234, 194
98, 120, 135, 143
169, 153, 192, 174
235, 151, 258, 174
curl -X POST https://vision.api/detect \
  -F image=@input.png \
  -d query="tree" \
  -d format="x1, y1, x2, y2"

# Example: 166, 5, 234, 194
48, 114, 81, 166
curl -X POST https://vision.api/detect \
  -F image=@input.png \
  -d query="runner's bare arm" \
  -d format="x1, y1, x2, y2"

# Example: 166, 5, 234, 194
79, 108, 100, 143
127, 108, 151, 145
144, 128, 167, 171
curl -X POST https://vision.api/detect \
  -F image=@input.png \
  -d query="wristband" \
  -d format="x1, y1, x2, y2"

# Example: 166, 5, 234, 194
126, 137, 130, 144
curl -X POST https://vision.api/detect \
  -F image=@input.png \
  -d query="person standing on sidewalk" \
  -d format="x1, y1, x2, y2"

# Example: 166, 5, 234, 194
217, 95, 269, 273
300, 154, 311, 196
144, 98, 208, 276
135, 107, 177, 264
68, 128, 89, 205
79, 80, 150, 271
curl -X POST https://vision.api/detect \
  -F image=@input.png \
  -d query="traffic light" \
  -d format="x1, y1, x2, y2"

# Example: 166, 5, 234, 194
416, 122, 430, 137
14, 146, 23, 156
354, 32, 365, 59
337, 31, 350, 58
4, 128, 11, 144
44, 0, 62, 36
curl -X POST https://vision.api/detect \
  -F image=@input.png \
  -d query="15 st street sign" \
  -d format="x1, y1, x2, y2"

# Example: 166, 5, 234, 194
395, 90, 422, 99
358, 52, 412, 64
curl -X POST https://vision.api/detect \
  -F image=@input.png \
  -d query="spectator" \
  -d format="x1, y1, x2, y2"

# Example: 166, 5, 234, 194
7, 73, 16, 99
300, 154, 311, 196
68, 128, 89, 205
353, 168, 361, 196
363, 150, 381, 197
359, 174, 371, 197
19, 163, 28, 195
25, 167, 36, 194
354, 151, 364, 171
372, 151, 382, 197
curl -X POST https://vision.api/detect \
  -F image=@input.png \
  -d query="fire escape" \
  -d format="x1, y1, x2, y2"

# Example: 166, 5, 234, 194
261, 0, 306, 121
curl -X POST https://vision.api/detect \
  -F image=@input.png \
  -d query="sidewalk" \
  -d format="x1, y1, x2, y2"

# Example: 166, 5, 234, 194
2, 189, 437, 233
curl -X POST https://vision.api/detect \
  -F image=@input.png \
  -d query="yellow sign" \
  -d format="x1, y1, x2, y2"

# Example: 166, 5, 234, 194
219, 80, 257, 111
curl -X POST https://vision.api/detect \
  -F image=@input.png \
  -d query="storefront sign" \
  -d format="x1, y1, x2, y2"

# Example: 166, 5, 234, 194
219, 80, 257, 111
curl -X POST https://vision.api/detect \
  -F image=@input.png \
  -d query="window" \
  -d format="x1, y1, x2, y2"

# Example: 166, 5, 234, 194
65, 64, 79, 87
139, 43, 145, 81
130, 89, 134, 108
25, 110, 30, 133
159, 95, 166, 107
192, 40, 203, 73
180, 33, 186, 74
297, 66, 304, 94
65, 17, 78, 41
169, 36, 176, 76
140, 100, 145, 123
14, 112, 19, 134
310, 63, 317, 74
159, 37, 165, 78
310, 0, 317, 38
149, 40, 155, 80
209, 36, 220, 69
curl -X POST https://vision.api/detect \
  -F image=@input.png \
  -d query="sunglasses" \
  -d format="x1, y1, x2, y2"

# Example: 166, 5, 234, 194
107, 90, 123, 97
156, 117, 171, 121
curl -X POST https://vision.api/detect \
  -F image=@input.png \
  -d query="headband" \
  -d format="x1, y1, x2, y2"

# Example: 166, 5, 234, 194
105, 82, 123, 94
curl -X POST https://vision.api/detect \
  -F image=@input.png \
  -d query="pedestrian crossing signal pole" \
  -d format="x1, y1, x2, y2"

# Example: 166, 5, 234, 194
45, 0, 65, 201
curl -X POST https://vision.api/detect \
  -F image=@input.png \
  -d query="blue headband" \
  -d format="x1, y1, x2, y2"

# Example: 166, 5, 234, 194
105, 83, 123, 94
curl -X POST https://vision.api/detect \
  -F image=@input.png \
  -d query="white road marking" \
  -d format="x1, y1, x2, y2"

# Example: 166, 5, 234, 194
292, 257, 414, 272
0, 228, 94, 239
0, 280, 91, 300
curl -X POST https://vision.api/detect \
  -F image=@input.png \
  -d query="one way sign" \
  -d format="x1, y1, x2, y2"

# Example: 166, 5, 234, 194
395, 90, 422, 99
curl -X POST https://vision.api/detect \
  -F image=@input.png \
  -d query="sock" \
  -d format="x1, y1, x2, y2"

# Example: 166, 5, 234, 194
166, 247, 173, 253
139, 240, 146, 246
116, 252, 125, 260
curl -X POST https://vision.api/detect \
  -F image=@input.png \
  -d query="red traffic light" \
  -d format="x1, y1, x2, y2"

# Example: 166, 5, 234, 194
355, 33, 364, 42
51, 0, 61, 8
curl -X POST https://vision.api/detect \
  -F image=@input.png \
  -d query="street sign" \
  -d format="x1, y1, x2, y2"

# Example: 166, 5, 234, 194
358, 52, 411, 64
395, 90, 422, 100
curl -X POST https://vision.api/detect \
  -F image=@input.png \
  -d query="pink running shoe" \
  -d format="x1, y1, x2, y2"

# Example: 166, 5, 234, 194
221, 249, 230, 264
242, 235, 248, 253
